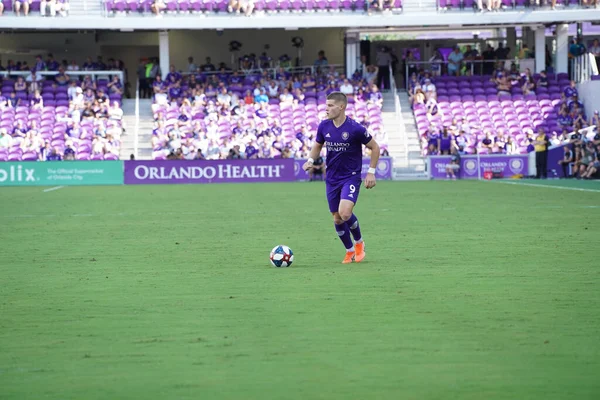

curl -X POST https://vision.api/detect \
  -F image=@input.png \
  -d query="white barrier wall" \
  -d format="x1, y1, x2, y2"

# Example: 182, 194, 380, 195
577, 80, 600, 117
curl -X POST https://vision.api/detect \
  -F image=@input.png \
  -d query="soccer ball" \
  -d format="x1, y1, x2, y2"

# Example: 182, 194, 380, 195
270, 245, 294, 268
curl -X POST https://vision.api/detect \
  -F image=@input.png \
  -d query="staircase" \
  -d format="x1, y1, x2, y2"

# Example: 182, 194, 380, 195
381, 90, 426, 180
68, 0, 104, 16
119, 98, 154, 160
396, 90, 426, 178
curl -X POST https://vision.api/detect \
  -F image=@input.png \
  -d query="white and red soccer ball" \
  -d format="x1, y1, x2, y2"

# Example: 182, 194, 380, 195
270, 245, 294, 268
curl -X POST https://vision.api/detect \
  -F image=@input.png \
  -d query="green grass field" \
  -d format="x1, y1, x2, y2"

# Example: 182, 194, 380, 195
1, 180, 599, 400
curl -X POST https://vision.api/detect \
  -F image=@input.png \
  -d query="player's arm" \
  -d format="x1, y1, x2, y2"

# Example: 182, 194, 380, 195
364, 137, 380, 189
303, 141, 323, 171
304, 123, 325, 171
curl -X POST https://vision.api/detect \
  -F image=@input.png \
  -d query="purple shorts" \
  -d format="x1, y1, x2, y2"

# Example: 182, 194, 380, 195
326, 177, 362, 213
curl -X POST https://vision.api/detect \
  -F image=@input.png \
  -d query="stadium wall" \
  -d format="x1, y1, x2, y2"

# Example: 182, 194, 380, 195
577, 80, 600, 117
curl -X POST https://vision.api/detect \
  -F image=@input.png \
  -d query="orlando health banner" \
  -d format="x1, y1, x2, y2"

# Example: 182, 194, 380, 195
293, 157, 393, 181
124, 158, 296, 184
0, 161, 124, 186
428, 155, 529, 179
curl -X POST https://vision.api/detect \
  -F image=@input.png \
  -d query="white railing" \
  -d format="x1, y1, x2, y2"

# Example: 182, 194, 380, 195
389, 62, 408, 160
0, 70, 125, 84
571, 53, 599, 84
180, 64, 344, 80
134, 79, 140, 160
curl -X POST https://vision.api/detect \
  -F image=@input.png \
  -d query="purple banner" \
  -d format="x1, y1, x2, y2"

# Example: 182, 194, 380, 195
124, 158, 295, 184
428, 155, 529, 179
547, 145, 570, 178
293, 157, 393, 181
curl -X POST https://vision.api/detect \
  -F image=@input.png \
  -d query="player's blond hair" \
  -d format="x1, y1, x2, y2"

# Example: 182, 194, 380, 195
326, 92, 348, 106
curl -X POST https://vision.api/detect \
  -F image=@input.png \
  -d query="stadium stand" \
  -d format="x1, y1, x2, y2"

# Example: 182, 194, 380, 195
148, 65, 388, 160
438, 0, 598, 11
0, 0, 69, 16
103, 0, 403, 15
0, 64, 125, 161
411, 68, 593, 156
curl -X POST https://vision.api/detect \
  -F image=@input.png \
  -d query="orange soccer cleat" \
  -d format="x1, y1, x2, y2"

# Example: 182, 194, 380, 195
342, 251, 355, 264
354, 242, 365, 263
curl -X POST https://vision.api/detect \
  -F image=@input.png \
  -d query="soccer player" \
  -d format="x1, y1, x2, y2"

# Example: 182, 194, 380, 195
303, 92, 380, 264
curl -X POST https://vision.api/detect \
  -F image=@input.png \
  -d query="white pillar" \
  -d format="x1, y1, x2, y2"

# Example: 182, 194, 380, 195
159, 30, 170, 80
345, 32, 360, 78
535, 26, 546, 73
556, 24, 569, 74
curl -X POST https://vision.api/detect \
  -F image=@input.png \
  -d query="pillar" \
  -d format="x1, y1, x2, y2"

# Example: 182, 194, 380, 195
556, 24, 569, 74
159, 30, 170, 80
535, 26, 546, 73
345, 32, 360, 78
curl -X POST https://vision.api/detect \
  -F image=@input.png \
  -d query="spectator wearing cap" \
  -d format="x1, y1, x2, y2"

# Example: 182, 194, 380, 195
423, 78, 436, 100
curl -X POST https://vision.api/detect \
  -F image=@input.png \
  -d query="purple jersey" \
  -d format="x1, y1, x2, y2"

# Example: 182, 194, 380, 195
316, 117, 372, 185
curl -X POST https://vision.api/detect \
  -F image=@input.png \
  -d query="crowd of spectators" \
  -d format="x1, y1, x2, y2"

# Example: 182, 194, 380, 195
139, 0, 402, 16
0, 0, 69, 16
147, 52, 388, 161
0, 55, 126, 161
407, 46, 598, 160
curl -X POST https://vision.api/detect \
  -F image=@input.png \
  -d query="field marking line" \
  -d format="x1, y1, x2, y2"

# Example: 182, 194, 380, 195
42, 186, 64, 193
489, 180, 600, 193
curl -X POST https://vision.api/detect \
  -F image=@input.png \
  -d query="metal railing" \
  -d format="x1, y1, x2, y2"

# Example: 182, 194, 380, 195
180, 64, 345, 81
436, 0, 586, 10
403, 59, 531, 87
388, 62, 408, 160
134, 79, 140, 160
0, 70, 125, 84
570, 52, 599, 83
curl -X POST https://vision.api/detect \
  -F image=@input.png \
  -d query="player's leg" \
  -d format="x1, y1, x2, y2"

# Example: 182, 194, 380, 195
327, 183, 355, 263
339, 179, 365, 263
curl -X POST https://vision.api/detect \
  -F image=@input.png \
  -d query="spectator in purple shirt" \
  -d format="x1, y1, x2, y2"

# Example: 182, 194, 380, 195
168, 81, 182, 100
46, 148, 62, 161
30, 90, 43, 109
165, 65, 182, 84
33, 55, 46, 72
14, 77, 27, 93
564, 80, 578, 99
368, 85, 383, 108
64, 144, 75, 160
46, 54, 60, 71
107, 75, 123, 95
8, 92, 20, 108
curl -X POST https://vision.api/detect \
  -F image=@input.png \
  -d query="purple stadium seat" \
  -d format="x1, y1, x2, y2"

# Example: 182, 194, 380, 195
179, 0, 190, 11
165, 0, 178, 10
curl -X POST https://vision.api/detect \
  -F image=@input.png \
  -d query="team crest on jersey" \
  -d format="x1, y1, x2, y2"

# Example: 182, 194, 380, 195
342, 132, 349, 140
